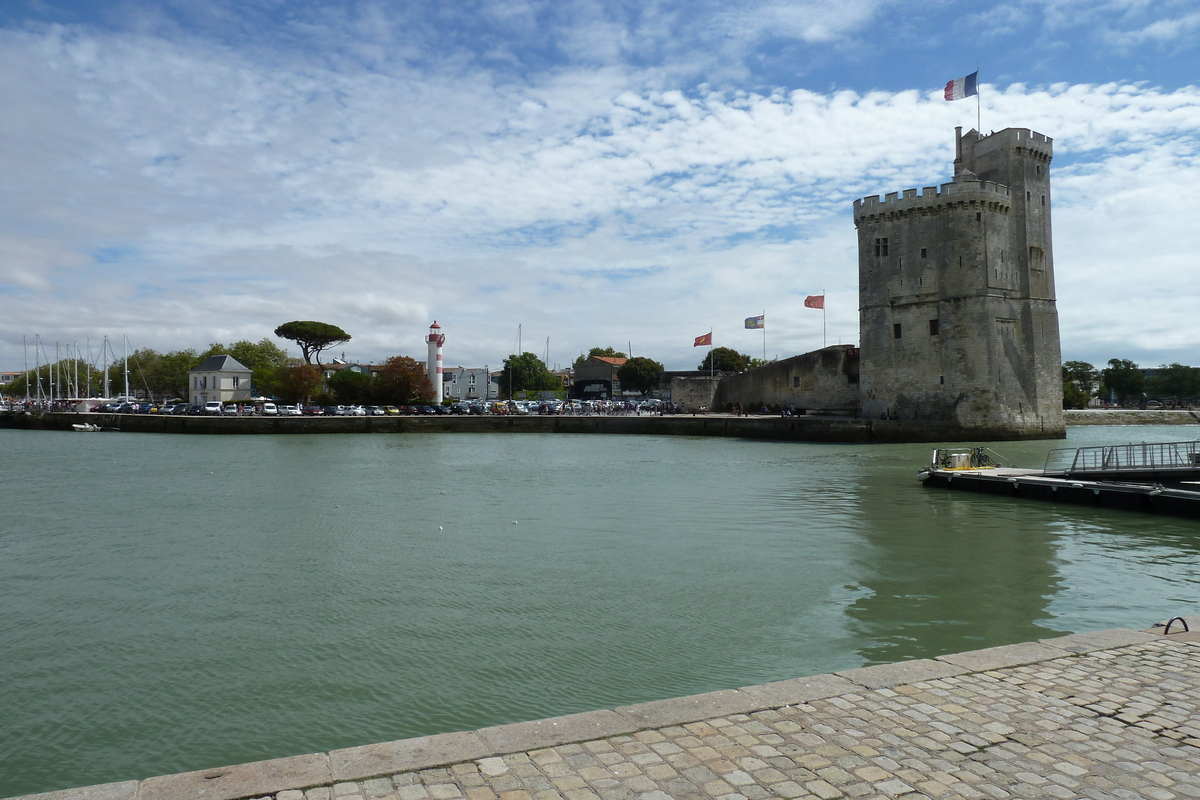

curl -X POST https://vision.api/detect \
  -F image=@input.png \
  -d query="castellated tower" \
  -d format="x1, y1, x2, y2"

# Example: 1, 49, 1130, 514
853, 127, 1064, 439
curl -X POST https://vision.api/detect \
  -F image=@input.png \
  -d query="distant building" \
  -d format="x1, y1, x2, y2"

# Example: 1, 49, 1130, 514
443, 367, 492, 401
572, 356, 627, 399
188, 355, 252, 406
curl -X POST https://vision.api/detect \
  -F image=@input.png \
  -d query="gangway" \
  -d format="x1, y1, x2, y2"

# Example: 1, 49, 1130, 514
1044, 440, 1200, 486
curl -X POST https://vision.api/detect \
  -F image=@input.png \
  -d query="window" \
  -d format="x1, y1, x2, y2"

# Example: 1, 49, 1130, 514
929, 319, 939, 336
920, 248, 927, 258
976, 212, 981, 221
793, 376, 800, 388
893, 323, 902, 339
232, 376, 239, 387
1036, 165, 1041, 175
1041, 195, 1046, 205
874, 237, 889, 257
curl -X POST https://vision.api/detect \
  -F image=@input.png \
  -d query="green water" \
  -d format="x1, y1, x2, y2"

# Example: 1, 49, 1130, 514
2, 426, 1197, 797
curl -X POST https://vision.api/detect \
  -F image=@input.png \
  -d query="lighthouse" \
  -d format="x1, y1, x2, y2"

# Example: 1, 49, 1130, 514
426, 321, 445, 404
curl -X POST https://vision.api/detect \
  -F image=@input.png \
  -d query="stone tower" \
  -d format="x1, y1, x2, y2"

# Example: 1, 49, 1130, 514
852, 127, 1064, 439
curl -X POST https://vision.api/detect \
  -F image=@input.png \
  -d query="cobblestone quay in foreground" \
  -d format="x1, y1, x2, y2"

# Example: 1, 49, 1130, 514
21, 619, 1200, 800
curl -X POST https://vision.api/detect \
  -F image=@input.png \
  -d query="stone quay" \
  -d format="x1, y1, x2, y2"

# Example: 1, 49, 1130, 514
15, 616, 1200, 800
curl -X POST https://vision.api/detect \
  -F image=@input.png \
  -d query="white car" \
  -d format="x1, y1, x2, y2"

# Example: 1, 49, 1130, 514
203, 401, 223, 415
281, 405, 302, 416
262, 402, 279, 415
348, 405, 366, 416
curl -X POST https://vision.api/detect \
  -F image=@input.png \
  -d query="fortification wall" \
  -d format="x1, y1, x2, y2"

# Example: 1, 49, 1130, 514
713, 346, 859, 412
670, 376, 722, 412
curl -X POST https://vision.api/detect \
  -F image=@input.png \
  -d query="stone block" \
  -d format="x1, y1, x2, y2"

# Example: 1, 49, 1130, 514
10, 780, 140, 800
140, 753, 331, 800
737, 674, 859, 708
477, 711, 637, 754
1040, 629, 1157, 653
330, 732, 493, 782
936, 641, 1071, 672
835, 659, 968, 689
614, 690, 759, 729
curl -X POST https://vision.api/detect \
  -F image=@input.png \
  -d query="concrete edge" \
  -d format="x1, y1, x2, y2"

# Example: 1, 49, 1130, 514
834, 658, 970, 689
1039, 628, 1158, 653
138, 753, 331, 800
330, 731, 492, 783
12, 781, 140, 800
475, 710, 637, 756
936, 641, 1074, 672
14, 624, 1199, 800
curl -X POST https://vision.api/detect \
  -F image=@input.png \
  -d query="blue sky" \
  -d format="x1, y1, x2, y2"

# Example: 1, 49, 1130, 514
1, 0, 1198, 374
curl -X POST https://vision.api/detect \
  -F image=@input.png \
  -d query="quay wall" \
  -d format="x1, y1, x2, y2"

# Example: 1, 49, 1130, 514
5, 411, 1078, 443
1063, 409, 1200, 425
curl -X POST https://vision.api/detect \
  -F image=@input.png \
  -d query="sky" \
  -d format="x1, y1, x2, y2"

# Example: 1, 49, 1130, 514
1, 0, 1198, 375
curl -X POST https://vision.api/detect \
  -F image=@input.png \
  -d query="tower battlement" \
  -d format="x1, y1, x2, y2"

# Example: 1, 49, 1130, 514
853, 180, 1011, 223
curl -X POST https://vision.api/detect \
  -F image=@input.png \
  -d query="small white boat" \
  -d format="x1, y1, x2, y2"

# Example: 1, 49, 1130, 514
71, 423, 101, 432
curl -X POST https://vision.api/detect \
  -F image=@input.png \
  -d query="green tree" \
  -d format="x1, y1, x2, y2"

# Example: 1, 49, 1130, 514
1101, 358, 1143, 405
1151, 363, 1200, 402
573, 346, 627, 367
327, 368, 373, 404
374, 356, 434, 405
697, 347, 752, 373
616, 356, 664, 395
1062, 361, 1097, 409
499, 352, 560, 399
273, 321, 351, 366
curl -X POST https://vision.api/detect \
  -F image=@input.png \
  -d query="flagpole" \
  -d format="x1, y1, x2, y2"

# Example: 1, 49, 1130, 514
709, 330, 714, 377
822, 290, 827, 348
977, 65, 981, 132
761, 310, 766, 363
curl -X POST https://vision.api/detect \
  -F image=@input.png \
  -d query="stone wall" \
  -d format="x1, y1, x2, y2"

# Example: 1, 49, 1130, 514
712, 346, 859, 413
670, 376, 722, 412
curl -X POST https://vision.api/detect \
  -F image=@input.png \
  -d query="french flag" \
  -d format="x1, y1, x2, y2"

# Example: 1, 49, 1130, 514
944, 71, 978, 101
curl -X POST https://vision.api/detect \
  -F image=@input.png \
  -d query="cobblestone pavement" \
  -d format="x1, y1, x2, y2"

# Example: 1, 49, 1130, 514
21, 627, 1200, 800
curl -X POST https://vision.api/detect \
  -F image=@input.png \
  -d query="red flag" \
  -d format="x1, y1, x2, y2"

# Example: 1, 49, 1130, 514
804, 295, 825, 309
693, 332, 712, 347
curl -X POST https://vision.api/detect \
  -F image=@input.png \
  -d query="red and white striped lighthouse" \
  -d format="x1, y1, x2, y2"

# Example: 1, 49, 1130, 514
426, 321, 445, 404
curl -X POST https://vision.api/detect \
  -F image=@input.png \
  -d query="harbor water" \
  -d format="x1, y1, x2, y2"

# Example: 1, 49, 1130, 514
2, 425, 1198, 797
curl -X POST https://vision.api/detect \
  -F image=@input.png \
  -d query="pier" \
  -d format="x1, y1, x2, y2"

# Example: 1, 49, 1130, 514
918, 441, 1200, 519
14, 618, 1200, 800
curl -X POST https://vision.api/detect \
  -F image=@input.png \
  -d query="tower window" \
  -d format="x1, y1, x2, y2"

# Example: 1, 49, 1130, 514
893, 323, 902, 339
874, 237, 889, 256
976, 212, 981, 222
1027, 191, 1031, 201
920, 248, 927, 258
1041, 195, 1046, 205
1036, 165, 1041, 175
929, 319, 939, 336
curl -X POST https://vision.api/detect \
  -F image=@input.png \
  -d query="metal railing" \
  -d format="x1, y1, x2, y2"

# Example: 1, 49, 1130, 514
1045, 440, 1200, 474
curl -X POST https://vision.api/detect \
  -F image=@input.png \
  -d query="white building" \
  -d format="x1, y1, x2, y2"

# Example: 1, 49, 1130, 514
188, 355, 252, 406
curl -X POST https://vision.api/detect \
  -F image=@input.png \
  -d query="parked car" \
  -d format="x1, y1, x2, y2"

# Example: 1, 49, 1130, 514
262, 402, 278, 415
224, 404, 240, 415
281, 405, 302, 416
203, 401, 223, 415
365, 406, 385, 416
382, 405, 401, 415
450, 403, 470, 415
172, 403, 190, 415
